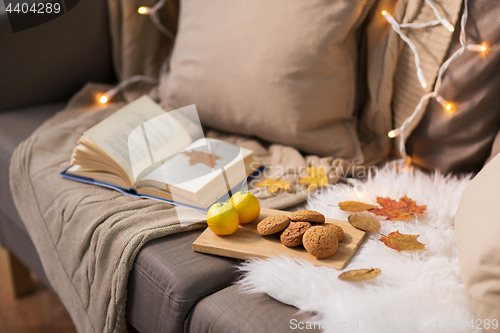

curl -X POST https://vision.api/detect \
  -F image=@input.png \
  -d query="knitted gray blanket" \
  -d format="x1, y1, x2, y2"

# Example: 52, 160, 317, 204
9, 84, 207, 333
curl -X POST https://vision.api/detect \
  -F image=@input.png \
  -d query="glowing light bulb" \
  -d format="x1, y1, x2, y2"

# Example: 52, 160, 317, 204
99, 95, 108, 104
441, 19, 454, 32
388, 129, 400, 138
416, 68, 427, 90
354, 185, 370, 202
138, 6, 149, 14
467, 44, 488, 53
436, 95, 454, 113
380, 10, 397, 25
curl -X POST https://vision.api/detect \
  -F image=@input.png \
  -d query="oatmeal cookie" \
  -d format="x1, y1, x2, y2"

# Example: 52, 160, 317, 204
290, 210, 325, 224
257, 215, 291, 236
280, 222, 312, 247
302, 226, 338, 258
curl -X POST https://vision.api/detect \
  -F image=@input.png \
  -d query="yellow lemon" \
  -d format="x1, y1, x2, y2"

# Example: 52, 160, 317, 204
230, 191, 261, 224
207, 202, 240, 235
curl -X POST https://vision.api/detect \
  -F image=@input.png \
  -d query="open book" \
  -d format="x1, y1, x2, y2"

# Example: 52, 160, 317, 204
61, 96, 258, 211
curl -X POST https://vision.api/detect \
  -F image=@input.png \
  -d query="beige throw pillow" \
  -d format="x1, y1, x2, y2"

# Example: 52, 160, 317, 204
159, 0, 375, 160
455, 153, 500, 327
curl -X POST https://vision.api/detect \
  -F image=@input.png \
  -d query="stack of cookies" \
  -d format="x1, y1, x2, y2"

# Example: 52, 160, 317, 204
256, 210, 344, 259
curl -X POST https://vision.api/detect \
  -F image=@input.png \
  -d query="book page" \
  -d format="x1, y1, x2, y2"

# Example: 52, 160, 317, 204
139, 138, 250, 193
83, 96, 193, 183
128, 111, 194, 182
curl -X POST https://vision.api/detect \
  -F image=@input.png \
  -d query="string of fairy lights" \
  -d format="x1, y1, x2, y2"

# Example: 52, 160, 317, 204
98, 0, 173, 104
384, 0, 487, 159
99, 0, 485, 163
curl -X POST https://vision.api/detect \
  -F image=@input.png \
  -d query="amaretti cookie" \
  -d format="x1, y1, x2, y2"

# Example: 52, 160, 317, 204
257, 215, 290, 236
303, 226, 338, 258
290, 210, 325, 224
280, 222, 312, 247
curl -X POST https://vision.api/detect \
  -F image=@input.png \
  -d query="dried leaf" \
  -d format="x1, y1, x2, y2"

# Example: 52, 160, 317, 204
182, 150, 221, 168
254, 178, 292, 194
338, 201, 378, 212
371, 195, 427, 221
338, 268, 381, 282
299, 166, 328, 192
379, 230, 426, 252
347, 214, 381, 233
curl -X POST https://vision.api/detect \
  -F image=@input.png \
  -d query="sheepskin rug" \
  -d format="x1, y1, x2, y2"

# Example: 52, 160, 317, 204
238, 163, 479, 332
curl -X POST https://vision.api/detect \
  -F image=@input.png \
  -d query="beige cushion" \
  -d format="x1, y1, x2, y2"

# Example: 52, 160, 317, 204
455, 153, 500, 327
159, 0, 375, 160
406, 0, 500, 174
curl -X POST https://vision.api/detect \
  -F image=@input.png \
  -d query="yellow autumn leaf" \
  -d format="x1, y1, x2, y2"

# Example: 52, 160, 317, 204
338, 201, 378, 212
299, 166, 328, 192
338, 268, 381, 282
254, 178, 291, 194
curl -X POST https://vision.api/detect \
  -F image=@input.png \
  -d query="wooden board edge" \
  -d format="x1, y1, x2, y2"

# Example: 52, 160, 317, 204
338, 229, 368, 270
192, 242, 267, 261
192, 208, 369, 270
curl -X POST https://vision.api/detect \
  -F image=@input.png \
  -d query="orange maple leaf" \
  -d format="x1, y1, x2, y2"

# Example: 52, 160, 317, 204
379, 230, 426, 252
370, 195, 426, 221
182, 150, 221, 168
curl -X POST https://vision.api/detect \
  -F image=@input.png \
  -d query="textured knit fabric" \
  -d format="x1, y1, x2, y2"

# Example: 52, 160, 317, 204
391, 0, 462, 139
407, 0, 500, 174
10, 84, 207, 333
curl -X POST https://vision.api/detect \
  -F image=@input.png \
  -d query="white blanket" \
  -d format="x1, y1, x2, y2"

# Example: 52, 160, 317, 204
238, 163, 478, 332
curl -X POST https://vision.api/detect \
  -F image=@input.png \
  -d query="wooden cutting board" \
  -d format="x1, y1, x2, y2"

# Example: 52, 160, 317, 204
192, 207, 367, 270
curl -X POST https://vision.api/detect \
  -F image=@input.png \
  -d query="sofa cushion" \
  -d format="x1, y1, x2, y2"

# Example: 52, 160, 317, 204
0, 103, 65, 229
0, 0, 115, 111
127, 230, 241, 333
186, 284, 319, 333
406, 0, 500, 174
160, 0, 374, 160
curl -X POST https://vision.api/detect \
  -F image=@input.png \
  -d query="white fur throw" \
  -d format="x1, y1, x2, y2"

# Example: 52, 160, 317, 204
238, 163, 479, 332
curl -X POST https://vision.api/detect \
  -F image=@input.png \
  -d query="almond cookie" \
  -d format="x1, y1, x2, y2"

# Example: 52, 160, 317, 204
325, 223, 344, 242
303, 226, 338, 258
257, 215, 291, 236
290, 210, 325, 224
280, 222, 312, 247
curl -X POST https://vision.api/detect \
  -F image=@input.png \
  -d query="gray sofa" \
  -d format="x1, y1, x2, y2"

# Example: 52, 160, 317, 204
0, 2, 317, 332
